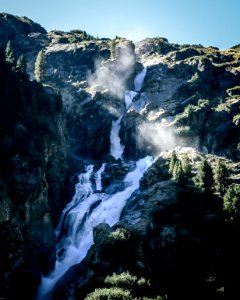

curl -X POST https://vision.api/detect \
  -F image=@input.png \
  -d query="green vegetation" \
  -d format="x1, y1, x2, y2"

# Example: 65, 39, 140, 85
168, 150, 177, 175
16, 54, 27, 74
0, 47, 63, 177
109, 227, 130, 242
233, 114, 240, 125
175, 99, 209, 123
213, 159, 231, 196
174, 125, 191, 136
214, 102, 230, 113
49, 29, 96, 44
172, 159, 185, 183
168, 151, 191, 184
85, 272, 165, 300
181, 154, 191, 176
5, 40, 15, 64
85, 287, 131, 300
194, 159, 214, 193
34, 49, 46, 82
223, 184, 240, 224
227, 86, 240, 96
104, 272, 149, 289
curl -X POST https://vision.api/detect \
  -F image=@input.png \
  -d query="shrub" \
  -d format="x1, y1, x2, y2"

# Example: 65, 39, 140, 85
233, 114, 240, 126
85, 287, 132, 300
104, 272, 149, 289
108, 228, 130, 242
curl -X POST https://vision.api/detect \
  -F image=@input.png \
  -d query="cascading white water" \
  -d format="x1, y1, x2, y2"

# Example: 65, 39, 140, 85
124, 90, 137, 110
110, 116, 124, 160
109, 67, 148, 160
37, 62, 151, 299
134, 67, 147, 92
95, 163, 106, 191
37, 156, 153, 299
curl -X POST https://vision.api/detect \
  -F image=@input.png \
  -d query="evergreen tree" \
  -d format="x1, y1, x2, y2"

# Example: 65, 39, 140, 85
34, 50, 46, 82
169, 150, 178, 175
223, 184, 240, 224
16, 54, 26, 74
214, 159, 231, 196
194, 158, 214, 193
181, 154, 191, 176
5, 40, 15, 64
172, 159, 185, 184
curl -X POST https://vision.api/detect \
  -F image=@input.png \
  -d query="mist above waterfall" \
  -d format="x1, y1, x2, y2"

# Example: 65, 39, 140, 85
138, 122, 176, 154
88, 42, 135, 98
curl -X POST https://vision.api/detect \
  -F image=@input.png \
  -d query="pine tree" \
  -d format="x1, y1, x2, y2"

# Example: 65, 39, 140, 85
181, 154, 191, 176
172, 159, 185, 184
194, 158, 214, 193
16, 54, 26, 74
214, 159, 231, 196
223, 184, 240, 224
169, 150, 178, 175
5, 40, 15, 64
34, 50, 46, 82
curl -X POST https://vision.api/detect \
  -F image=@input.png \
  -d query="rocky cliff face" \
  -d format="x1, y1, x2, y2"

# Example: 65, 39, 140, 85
0, 45, 68, 299
0, 13, 240, 300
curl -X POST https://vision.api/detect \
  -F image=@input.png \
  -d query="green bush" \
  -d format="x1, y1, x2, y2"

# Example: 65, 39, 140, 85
175, 99, 209, 123
233, 114, 240, 126
85, 287, 132, 300
108, 228, 130, 242
104, 272, 149, 289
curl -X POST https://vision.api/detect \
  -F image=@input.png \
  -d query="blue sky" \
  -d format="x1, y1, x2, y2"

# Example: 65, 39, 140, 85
0, 0, 239, 49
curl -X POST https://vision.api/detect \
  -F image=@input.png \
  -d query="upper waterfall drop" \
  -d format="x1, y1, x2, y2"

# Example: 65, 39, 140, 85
110, 116, 124, 160
134, 67, 147, 92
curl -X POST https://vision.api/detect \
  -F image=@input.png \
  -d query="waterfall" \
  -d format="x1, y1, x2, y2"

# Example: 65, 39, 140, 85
110, 116, 124, 160
37, 61, 151, 300
37, 156, 153, 299
134, 67, 147, 92
109, 67, 148, 160
95, 163, 106, 191
124, 90, 137, 110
